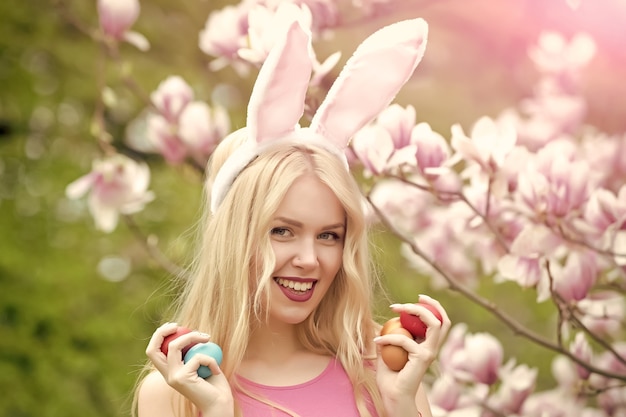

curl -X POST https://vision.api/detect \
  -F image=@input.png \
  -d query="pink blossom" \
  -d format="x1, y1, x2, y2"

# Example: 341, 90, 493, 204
263, 0, 339, 31
578, 291, 625, 336
569, 333, 593, 379
145, 113, 187, 164
441, 324, 504, 385
238, 3, 313, 65
179, 101, 230, 161
150, 76, 194, 123
429, 374, 462, 411
97, 0, 139, 39
412, 122, 452, 178
583, 133, 626, 192
551, 251, 598, 302
489, 360, 537, 414
351, 125, 395, 176
517, 141, 592, 222
528, 31, 596, 79
522, 388, 586, 417
199, 4, 250, 72
497, 254, 544, 289
97, 0, 149, 50
376, 104, 416, 149
592, 343, 626, 415
65, 154, 154, 233
451, 116, 517, 175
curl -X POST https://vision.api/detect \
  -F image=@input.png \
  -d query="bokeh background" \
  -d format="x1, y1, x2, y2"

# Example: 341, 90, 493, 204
1, 0, 625, 416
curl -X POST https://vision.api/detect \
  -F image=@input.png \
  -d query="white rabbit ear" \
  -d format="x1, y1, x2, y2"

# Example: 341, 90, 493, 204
247, 20, 313, 144
310, 18, 428, 149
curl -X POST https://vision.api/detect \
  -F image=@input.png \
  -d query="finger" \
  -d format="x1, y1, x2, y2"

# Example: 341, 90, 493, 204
166, 331, 211, 359
184, 353, 223, 377
146, 322, 179, 360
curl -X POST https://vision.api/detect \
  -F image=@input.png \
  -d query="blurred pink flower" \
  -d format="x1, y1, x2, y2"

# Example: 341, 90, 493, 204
150, 76, 194, 123
569, 333, 593, 379
578, 291, 625, 336
551, 251, 598, 302
497, 254, 544, 289
65, 154, 154, 233
440, 324, 504, 385
522, 388, 586, 417
429, 374, 462, 412
451, 116, 517, 175
238, 3, 313, 65
517, 141, 592, 222
97, 0, 149, 50
199, 4, 251, 72
528, 31, 596, 79
146, 113, 187, 164
412, 122, 452, 178
352, 125, 395, 176
179, 101, 231, 161
489, 360, 537, 414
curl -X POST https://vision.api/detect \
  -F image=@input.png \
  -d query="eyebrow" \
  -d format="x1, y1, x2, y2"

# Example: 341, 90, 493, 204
274, 216, 345, 230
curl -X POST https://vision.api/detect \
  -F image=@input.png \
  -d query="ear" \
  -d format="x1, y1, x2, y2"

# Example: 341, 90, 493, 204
247, 20, 313, 144
309, 18, 429, 149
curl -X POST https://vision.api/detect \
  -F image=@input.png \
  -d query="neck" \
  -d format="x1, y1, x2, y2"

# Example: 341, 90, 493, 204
245, 319, 305, 364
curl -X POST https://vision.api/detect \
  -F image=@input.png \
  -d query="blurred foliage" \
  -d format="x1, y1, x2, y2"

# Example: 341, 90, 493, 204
2, 0, 624, 416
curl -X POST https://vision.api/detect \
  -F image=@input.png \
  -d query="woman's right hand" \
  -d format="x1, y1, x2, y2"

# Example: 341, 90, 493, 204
145, 322, 234, 415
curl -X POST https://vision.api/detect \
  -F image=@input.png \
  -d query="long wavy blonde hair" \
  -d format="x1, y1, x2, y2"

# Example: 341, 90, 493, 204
133, 131, 386, 417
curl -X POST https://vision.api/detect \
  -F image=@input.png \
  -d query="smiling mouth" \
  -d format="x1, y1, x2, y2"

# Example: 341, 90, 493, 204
275, 278, 314, 293
274, 278, 317, 302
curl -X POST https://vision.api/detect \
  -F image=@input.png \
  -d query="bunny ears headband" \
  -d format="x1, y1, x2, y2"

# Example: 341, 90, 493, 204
210, 18, 429, 213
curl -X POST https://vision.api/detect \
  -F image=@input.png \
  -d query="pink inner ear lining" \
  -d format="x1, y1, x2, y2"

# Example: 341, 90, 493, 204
246, 20, 313, 145
309, 17, 428, 150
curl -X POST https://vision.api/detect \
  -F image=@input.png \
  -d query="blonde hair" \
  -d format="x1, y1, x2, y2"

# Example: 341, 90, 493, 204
133, 131, 386, 417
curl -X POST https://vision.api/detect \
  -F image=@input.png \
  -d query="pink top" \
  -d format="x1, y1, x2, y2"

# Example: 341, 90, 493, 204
233, 358, 379, 417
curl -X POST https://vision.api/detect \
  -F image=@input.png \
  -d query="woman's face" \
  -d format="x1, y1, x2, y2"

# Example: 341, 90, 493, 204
265, 174, 345, 325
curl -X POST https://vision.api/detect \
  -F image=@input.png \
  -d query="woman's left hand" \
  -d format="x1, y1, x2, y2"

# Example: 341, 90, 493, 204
374, 294, 451, 415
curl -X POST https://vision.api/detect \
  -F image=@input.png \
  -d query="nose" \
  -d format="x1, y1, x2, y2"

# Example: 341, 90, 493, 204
292, 239, 318, 269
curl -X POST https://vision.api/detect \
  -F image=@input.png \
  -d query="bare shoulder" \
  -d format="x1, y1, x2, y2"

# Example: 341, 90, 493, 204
137, 371, 179, 417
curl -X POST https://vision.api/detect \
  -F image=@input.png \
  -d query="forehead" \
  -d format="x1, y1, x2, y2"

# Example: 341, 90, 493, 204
274, 175, 345, 225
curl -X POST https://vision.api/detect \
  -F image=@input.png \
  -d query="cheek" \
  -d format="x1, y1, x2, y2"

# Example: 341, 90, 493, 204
322, 246, 344, 275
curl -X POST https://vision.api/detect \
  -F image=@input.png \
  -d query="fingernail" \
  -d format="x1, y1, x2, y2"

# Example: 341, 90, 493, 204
373, 336, 382, 342
389, 303, 401, 308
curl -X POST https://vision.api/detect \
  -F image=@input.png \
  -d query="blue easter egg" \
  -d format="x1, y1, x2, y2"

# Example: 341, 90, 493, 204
183, 342, 223, 378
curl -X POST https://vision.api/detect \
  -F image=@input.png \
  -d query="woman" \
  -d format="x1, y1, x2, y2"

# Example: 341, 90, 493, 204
135, 17, 450, 417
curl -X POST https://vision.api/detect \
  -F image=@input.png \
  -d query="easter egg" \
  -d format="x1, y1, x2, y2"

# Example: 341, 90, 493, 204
399, 302, 443, 340
184, 342, 223, 378
380, 324, 413, 371
160, 327, 196, 358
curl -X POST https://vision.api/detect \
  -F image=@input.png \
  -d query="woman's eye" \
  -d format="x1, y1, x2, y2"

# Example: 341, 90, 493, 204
319, 232, 341, 241
270, 227, 290, 237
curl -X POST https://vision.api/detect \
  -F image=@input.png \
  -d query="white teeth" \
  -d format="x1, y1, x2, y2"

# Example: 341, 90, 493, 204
277, 278, 313, 291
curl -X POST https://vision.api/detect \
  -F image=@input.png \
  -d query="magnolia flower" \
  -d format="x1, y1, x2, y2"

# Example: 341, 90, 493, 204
489, 360, 537, 414
238, 3, 313, 65
569, 333, 593, 379
150, 76, 194, 123
517, 142, 592, 222
578, 291, 625, 336
528, 31, 596, 77
551, 251, 597, 302
451, 116, 517, 175
199, 4, 251, 72
146, 113, 188, 164
65, 154, 154, 233
97, 0, 149, 50
413, 122, 452, 178
440, 324, 504, 385
179, 101, 230, 161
